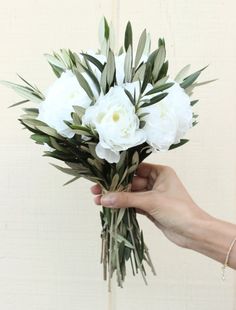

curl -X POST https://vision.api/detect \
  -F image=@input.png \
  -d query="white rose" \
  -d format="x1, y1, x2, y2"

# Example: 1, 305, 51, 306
166, 82, 193, 143
37, 70, 98, 138
82, 84, 146, 163
115, 53, 126, 85
143, 82, 193, 151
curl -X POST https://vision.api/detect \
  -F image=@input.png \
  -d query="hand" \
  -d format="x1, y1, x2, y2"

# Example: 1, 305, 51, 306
91, 162, 211, 249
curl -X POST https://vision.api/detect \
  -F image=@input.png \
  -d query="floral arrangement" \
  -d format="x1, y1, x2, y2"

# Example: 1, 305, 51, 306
2, 18, 210, 291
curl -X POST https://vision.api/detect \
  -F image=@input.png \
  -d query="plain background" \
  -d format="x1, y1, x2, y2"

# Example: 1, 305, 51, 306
0, 0, 236, 309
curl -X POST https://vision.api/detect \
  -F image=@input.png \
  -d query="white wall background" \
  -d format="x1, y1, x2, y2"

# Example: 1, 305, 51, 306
0, 0, 236, 309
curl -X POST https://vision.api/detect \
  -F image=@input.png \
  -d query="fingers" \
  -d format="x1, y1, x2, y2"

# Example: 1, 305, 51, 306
101, 191, 154, 212
94, 194, 102, 205
135, 162, 165, 179
131, 176, 148, 191
90, 184, 102, 195
91, 175, 148, 196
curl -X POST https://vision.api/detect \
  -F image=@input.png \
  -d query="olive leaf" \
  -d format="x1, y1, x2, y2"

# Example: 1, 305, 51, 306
135, 29, 147, 68
152, 45, 166, 82
180, 66, 208, 89
124, 21, 133, 51
124, 45, 133, 82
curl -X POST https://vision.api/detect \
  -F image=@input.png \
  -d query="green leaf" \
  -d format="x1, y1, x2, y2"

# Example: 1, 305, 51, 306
44, 53, 67, 69
1, 81, 43, 103
140, 92, 168, 108
36, 125, 64, 140
43, 150, 73, 161
117, 234, 134, 249
191, 99, 199, 106
106, 50, 116, 86
99, 16, 110, 43
152, 45, 166, 81
73, 69, 94, 100
153, 75, 169, 88
73, 106, 85, 118
50, 163, 81, 177
180, 66, 208, 89
141, 63, 152, 93
49, 137, 68, 152
169, 139, 189, 150
135, 29, 147, 68
133, 63, 146, 82
21, 118, 47, 129
21, 108, 38, 119
116, 151, 127, 171
63, 176, 80, 186
100, 64, 107, 94
65, 162, 90, 172
144, 82, 174, 96
124, 21, 133, 52
23, 108, 39, 114
71, 124, 94, 137
124, 89, 135, 105
8, 99, 29, 108
87, 158, 103, 172
174, 64, 191, 83
77, 62, 101, 94
116, 208, 126, 228
192, 79, 217, 87
104, 17, 110, 40
124, 45, 133, 82
118, 46, 124, 56
143, 32, 151, 55
140, 230, 144, 261
139, 120, 146, 129
132, 151, 139, 166
111, 173, 120, 190
138, 112, 149, 119
157, 60, 169, 80
80, 53, 104, 72
31, 134, 50, 145
16, 74, 35, 89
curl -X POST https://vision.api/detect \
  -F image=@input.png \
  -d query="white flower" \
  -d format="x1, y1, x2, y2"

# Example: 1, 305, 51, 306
37, 70, 98, 138
143, 82, 193, 151
82, 84, 146, 163
115, 53, 126, 85
168, 82, 193, 143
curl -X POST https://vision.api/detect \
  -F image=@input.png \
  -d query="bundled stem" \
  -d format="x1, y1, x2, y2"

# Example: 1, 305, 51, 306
100, 186, 156, 291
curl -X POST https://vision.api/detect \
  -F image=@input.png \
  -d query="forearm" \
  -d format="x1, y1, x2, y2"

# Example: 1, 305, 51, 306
186, 214, 236, 270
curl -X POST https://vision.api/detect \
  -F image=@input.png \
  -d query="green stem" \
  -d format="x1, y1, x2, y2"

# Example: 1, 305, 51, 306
108, 209, 115, 292
114, 211, 123, 287
144, 244, 157, 275
127, 209, 148, 285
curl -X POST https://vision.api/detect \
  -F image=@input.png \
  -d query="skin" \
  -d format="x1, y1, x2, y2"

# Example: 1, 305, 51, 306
91, 163, 236, 270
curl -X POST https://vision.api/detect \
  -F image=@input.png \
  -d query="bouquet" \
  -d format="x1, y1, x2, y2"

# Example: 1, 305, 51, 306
2, 17, 211, 291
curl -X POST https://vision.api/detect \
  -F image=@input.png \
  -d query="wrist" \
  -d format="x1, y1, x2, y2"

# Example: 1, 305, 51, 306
184, 209, 236, 267
178, 200, 216, 250
184, 211, 216, 250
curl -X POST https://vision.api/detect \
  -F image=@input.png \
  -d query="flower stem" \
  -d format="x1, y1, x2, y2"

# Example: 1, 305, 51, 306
127, 209, 148, 285
108, 209, 115, 292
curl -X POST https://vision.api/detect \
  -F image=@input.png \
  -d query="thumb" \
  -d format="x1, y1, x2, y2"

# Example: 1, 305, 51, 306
101, 191, 154, 213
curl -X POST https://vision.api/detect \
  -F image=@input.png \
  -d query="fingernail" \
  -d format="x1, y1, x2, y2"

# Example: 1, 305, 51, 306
101, 194, 116, 206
